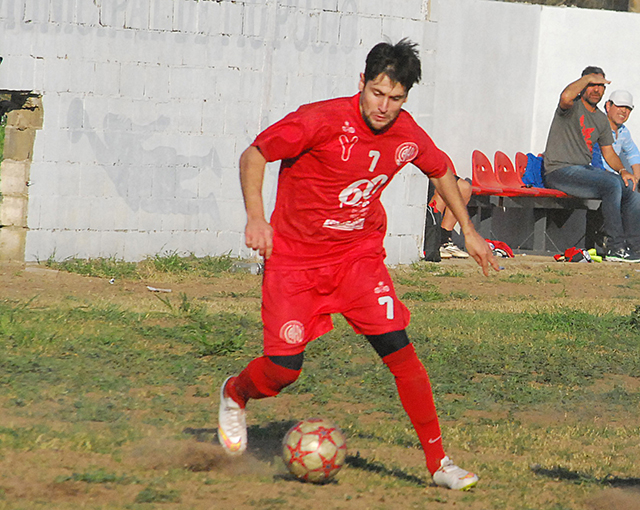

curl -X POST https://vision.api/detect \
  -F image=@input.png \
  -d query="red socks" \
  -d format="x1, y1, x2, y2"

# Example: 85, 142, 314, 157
226, 356, 301, 409
382, 344, 445, 474
225, 347, 444, 474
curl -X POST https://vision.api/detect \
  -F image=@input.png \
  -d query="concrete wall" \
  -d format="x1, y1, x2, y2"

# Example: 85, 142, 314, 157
434, 0, 640, 178
0, 0, 438, 265
2, 0, 640, 264
532, 7, 640, 152
432, 0, 542, 174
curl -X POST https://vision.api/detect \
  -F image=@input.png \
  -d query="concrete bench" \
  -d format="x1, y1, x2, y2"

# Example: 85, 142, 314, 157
468, 193, 602, 253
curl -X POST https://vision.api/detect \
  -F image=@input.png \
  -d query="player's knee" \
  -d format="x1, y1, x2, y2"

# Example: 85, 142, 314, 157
268, 352, 304, 371
262, 355, 302, 394
366, 330, 410, 358
459, 178, 472, 200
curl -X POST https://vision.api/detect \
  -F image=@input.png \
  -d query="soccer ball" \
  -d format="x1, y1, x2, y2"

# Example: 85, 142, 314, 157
282, 418, 347, 483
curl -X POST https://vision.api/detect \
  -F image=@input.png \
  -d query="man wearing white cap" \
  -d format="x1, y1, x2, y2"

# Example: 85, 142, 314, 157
595, 90, 640, 183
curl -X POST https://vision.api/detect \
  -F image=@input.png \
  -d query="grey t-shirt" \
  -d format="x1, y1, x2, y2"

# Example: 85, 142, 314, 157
543, 98, 614, 174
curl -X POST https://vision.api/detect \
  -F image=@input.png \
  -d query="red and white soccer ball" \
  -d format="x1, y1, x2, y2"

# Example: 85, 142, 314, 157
282, 418, 347, 483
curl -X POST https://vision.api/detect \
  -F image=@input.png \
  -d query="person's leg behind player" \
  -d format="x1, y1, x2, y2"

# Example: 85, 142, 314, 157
432, 179, 471, 259
366, 330, 479, 490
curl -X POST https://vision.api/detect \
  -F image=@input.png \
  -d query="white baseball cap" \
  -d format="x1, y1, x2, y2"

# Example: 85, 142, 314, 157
609, 90, 634, 109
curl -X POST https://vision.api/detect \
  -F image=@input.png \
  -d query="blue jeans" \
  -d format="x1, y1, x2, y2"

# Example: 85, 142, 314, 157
545, 165, 640, 251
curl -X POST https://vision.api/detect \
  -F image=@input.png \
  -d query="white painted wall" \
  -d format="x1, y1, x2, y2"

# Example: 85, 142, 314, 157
432, 0, 542, 175
2, 0, 640, 265
0, 0, 436, 264
532, 7, 640, 153
434, 0, 640, 178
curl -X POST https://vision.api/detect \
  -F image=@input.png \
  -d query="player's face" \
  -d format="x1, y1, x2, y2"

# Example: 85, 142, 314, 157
583, 76, 606, 107
358, 73, 408, 132
607, 102, 632, 128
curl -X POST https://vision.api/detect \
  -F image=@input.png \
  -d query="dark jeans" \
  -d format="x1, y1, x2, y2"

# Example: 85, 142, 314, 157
545, 165, 640, 251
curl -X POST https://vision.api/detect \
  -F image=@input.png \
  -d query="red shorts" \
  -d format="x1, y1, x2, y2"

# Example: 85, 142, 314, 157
261, 254, 411, 356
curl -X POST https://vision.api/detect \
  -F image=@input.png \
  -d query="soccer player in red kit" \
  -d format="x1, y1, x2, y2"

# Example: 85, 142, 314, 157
218, 39, 499, 490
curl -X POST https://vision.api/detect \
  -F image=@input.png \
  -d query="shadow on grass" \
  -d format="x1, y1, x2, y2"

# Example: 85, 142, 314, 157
346, 452, 426, 486
183, 422, 426, 486
183, 427, 217, 443
531, 465, 640, 487
247, 420, 299, 462
183, 421, 299, 459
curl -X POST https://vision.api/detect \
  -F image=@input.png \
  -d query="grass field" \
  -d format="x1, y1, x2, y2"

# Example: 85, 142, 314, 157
0, 254, 639, 509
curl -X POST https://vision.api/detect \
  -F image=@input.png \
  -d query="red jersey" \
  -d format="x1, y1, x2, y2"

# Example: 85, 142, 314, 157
253, 93, 447, 268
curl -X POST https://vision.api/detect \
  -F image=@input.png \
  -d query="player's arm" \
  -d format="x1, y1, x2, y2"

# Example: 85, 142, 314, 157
559, 74, 610, 110
431, 169, 500, 276
239, 145, 274, 259
601, 144, 637, 190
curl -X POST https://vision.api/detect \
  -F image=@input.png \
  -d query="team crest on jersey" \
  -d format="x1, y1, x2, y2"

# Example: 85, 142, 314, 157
395, 142, 419, 166
280, 320, 305, 345
339, 134, 359, 161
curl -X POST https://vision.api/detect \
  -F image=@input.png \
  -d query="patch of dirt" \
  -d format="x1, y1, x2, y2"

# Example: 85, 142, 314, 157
586, 488, 640, 510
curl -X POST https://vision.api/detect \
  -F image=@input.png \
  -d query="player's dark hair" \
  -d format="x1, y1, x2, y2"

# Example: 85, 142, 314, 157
581, 66, 605, 78
364, 38, 421, 92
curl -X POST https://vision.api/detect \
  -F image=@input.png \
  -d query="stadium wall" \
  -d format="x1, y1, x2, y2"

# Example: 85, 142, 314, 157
433, 0, 640, 179
0, 0, 638, 265
0, 0, 437, 264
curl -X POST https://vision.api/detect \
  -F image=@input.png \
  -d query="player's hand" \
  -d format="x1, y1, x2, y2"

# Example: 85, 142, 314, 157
585, 73, 610, 86
245, 218, 274, 259
621, 170, 637, 191
463, 230, 500, 276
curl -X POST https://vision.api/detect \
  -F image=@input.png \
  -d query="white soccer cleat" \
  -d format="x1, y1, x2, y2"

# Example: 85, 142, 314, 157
432, 456, 479, 490
440, 242, 470, 259
217, 377, 247, 455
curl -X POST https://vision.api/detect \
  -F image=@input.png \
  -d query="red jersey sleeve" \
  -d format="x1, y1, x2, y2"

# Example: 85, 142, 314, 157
412, 133, 448, 179
252, 103, 332, 163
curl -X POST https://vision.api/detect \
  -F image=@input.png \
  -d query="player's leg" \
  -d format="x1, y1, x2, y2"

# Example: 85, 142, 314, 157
366, 331, 478, 490
218, 354, 303, 455
366, 330, 444, 468
218, 267, 332, 455
224, 353, 304, 408
339, 256, 477, 490
438, 178, 471, 259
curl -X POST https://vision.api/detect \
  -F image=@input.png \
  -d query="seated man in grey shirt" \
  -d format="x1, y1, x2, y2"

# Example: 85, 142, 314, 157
544, 66, 640, 262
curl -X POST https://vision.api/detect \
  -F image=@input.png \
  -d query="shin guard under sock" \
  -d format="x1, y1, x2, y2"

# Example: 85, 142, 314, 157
226, 356, 301, 409
382, 344, 445, 474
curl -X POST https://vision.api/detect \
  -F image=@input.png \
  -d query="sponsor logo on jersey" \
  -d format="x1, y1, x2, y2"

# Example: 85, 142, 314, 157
322, 218, 365, 231
339, 134, 359, 161
395, 142, 419, 166
338, 176, 389, 208
280, 320, 305, 345
342, 121, 356, 134
374, 281, 390, 294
